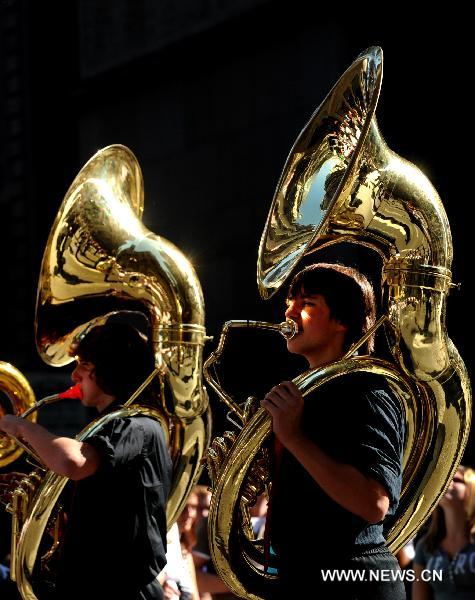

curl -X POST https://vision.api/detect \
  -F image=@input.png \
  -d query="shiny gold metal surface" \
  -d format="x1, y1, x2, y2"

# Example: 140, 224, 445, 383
3, 145, 210, 599
0, 362, 37, 467
205, 46, 471, 599
203, 320, 297, 422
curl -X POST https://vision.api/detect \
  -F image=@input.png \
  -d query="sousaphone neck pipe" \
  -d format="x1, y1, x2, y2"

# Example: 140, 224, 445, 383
203, 320, 297, 422
7, 384, 83, 466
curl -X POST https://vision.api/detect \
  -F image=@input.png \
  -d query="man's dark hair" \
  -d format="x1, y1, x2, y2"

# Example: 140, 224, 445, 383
75, 322, 156, 401
287, 262, 377, 354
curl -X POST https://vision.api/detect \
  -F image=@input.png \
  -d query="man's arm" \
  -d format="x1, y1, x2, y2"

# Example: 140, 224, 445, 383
0, 415, 100, 481
261, 381, 390, 524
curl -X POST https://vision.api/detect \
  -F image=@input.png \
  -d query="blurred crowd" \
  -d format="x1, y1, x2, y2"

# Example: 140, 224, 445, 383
2, 466, 475, 599
161, 464, 475, 600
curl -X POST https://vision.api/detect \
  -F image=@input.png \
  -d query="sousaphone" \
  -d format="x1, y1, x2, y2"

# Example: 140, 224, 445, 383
204, 47, 471, 599
1, 144, 211, 599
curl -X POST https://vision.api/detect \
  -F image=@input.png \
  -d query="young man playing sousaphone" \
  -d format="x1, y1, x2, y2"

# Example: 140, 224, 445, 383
0, 322, 172, 600
261, 262, 406, 599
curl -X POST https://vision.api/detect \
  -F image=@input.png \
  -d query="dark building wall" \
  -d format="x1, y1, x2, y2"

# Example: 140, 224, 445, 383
74, 5, 345, 342
0, 1, 34, 364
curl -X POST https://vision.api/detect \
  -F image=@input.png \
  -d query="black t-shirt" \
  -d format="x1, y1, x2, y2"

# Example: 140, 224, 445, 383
55, 414, 172, 600
271, 372, 405, 573
414, 540, 475, 599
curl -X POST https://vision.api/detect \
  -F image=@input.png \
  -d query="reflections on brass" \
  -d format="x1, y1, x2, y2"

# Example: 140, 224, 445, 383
2, 145, 211, 600
207, 46, 471, 599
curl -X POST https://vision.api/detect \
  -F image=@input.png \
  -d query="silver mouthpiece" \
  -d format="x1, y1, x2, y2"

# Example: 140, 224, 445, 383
278, 320, 298, 339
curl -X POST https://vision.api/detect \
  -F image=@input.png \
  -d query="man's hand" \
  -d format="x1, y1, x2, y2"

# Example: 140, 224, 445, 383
261, 381, 390, 523
1, 417, 101, 481
162, 578, 180, 599
261, 381, 305, 447
0, 415, 24, 438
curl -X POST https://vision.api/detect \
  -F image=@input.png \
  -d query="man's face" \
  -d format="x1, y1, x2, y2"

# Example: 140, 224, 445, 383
284, 292, 347, 367
197, 490, 211, 521
71, 359, 113, 412
178, 492, 199, 533
440, 468, 467, 508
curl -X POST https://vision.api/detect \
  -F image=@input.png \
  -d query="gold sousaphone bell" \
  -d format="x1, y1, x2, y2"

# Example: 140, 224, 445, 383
204, 46, 471, 599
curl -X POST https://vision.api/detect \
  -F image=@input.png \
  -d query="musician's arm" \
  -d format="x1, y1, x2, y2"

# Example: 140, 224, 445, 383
282, 431, 389, 523
0, 415, 100, 480
261, 381, 390, 524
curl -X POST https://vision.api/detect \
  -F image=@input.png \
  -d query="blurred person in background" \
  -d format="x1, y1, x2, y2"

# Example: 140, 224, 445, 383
413, 466, 475, 599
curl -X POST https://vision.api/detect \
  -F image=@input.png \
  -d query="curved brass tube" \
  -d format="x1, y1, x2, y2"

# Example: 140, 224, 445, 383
0, 362, 37, 467
4, 145, 211, 600
205, 46, 471, 599
203, 320, 297, 422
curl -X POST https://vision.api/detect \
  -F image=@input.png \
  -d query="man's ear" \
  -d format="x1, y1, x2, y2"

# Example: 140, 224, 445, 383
334, 320, 348, 334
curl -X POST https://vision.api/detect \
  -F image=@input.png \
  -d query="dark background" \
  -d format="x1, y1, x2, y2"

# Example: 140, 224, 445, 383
0, 0, 473, 557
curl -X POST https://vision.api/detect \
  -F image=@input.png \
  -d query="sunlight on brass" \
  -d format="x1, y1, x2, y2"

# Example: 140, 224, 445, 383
203, 320, 297, 422
206, 46, 471, 599
3, 145, 211, 600
0, 362, 37, 467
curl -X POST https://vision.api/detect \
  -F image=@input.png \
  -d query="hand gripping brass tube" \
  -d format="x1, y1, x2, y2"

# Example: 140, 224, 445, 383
206, 46, 471, 599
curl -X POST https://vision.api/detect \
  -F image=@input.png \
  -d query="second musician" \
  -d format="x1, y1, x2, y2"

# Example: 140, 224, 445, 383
261, 262, 405, 599
0, 322, 172, 600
